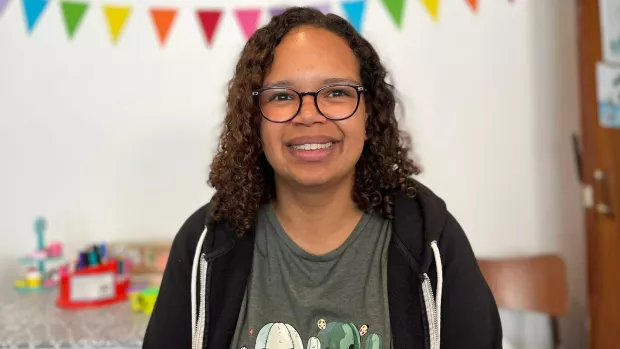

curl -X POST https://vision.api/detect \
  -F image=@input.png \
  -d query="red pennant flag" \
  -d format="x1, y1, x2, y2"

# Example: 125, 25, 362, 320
196, 9, 222, 47
150, 8, 177, 46
465, 0, 478, 13
234, 8, 261, 41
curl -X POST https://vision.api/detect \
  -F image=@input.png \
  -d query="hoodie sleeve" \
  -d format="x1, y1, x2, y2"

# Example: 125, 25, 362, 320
438, 213, 503, 349
142, 205, 207, 349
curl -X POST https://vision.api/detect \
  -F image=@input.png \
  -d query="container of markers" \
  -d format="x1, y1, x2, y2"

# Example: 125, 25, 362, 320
56, 243, 131, 309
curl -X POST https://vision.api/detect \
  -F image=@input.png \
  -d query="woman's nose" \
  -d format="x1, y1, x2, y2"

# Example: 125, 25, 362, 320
293, 95, 326, 125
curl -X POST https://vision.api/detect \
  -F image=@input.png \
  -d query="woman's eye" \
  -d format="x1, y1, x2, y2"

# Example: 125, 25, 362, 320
324, 88, 353, 98
269, 93, 292, 101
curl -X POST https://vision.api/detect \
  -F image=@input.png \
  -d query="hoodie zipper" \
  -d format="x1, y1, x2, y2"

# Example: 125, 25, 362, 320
192, 253, 208, 349
422, 273, 440, 349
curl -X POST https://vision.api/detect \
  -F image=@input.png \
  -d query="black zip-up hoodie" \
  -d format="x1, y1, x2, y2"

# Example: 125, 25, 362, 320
143, 183, 503, 349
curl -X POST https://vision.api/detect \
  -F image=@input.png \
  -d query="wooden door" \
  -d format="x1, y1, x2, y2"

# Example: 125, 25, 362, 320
577, 1, 620, 348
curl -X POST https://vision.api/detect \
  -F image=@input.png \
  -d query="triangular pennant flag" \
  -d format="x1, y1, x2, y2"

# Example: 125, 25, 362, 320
382, 0, 406, 28
196, 10, 222, 47
149, 8, 177, 46
420, 0, 439, 21
313, 3, 331, 14
269, 6, 288, 18
0, 0, 10, 17
234, 9, 260, 41
103, 5, 131, 44
60, 1, 88, 39
342, 0, 366, 33
465, 0, 478, 13
22, 0, 49, 33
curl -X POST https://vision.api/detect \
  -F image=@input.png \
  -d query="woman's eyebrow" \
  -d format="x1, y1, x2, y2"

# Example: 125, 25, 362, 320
261, 77, 362, 89
262, 80, 293, 88
322, 77, 362, 85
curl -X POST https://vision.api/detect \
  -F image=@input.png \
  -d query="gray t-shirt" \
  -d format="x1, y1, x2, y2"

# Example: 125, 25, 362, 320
230, 204, 392, 349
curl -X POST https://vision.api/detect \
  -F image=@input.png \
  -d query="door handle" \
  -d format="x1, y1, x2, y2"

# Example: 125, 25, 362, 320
594, 169, 614, 217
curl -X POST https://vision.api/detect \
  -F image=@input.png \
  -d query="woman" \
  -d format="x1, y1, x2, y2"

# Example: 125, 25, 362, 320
143, 7, 502, 349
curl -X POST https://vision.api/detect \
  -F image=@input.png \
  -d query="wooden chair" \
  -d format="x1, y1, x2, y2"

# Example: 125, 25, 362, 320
477, 254, 568, 348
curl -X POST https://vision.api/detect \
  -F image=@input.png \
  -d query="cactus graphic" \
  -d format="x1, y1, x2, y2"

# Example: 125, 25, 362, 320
317, 322, 361, 349
255, 323, 304, 349
307, 336, 321, 349
364, 333, 382, 349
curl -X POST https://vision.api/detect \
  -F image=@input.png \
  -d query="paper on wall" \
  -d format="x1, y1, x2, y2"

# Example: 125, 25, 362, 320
600, 0, 620, 63
596, 62, 620, 128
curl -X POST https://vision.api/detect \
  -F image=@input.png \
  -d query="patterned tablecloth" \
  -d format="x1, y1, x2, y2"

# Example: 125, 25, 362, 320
0, 287, 149, 348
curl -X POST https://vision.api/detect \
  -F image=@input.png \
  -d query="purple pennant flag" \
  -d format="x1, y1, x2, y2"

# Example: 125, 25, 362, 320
269, 5, 288, 17
0, 0, 9, 16
313, 3, 331, 14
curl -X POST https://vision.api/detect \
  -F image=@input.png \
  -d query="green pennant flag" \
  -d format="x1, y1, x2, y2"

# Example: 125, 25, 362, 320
60, 0, 88, 39
381, 0, 406, 28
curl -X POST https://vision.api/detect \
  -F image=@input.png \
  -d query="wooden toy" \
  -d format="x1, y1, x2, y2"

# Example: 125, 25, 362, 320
128, 286, 159, 314
14, 217, 64, 293
56, 243, 131, 309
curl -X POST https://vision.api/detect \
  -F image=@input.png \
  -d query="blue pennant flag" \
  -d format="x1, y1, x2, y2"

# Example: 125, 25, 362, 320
22, 0, 48, 33
341, 0, 366, 33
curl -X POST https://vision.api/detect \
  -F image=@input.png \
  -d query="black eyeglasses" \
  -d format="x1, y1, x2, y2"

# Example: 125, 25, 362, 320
251, 84, 366, 123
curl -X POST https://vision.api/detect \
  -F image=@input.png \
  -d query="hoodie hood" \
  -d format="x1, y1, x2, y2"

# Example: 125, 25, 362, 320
393, 182, 448, 277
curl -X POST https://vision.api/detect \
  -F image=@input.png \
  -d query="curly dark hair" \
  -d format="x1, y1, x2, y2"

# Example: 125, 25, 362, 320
208, 6, 421, 235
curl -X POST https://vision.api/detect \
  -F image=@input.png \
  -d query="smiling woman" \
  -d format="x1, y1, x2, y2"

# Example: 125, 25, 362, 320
143, 6, 502, 349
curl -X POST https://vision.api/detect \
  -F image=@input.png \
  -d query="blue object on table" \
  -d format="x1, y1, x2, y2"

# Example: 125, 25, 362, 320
33, 217, 46, 275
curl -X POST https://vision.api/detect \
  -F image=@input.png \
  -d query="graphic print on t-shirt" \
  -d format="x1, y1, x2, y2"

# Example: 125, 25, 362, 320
239, 319, 383, 349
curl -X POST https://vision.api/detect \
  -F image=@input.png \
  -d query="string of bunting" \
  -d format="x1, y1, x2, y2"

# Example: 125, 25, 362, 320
0, 0, 516, 46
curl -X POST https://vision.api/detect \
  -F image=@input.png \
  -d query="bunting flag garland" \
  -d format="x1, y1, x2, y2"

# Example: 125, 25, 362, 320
341, 0, 366, 33
150, 8, 177, 46
0, 0, 9, 17
22, 0, 49, 33
103, 5, 131, 44
420, 0, 439, 21
196, 9, 222, 47
3, 1, 520, 46
234, 8, 260, 41
465, 0, 478, 13
313, 3, 331, 14
60, 1, 88, 39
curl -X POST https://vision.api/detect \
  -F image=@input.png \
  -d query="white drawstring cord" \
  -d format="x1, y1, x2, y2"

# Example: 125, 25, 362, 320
430, 240, 443, 344
191, 227, 208, 348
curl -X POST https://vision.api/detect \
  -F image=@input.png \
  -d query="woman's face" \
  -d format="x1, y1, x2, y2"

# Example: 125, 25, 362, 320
259, 25, 367, 189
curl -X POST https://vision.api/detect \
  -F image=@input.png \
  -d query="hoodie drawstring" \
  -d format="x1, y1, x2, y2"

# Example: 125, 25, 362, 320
422, 240, 443, 349
191, 226, 209, 349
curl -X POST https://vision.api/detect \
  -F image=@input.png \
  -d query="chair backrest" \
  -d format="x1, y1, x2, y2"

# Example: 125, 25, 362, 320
477, 254, 568, 317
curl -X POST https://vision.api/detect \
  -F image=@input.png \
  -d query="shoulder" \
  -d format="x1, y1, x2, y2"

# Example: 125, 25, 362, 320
169, 202, 211, 261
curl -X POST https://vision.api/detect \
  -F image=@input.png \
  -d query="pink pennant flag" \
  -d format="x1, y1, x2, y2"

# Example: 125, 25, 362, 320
234, 8, 261, 40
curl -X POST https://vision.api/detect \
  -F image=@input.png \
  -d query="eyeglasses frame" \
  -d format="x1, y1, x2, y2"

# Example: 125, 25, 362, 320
251, 84, 366, 123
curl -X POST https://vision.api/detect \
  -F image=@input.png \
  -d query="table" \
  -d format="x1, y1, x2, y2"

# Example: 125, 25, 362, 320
0, 287, 149, 348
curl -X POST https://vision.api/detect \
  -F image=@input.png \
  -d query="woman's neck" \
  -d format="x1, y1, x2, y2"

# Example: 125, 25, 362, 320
272, 175, 364, 255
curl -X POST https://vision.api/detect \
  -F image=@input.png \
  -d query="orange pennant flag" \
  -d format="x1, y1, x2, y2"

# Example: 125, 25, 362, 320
465, 0, 478, 13
150, 8, 177, 46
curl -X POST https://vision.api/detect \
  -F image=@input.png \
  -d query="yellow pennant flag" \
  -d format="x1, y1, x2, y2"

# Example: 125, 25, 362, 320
103, 5, 131, 43
420, 0, 439, 21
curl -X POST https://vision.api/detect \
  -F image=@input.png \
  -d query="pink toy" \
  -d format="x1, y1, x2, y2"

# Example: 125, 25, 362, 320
47, 242, 63, 258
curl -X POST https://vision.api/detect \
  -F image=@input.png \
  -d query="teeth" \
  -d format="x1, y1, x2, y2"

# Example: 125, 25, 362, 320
291, 142, 333, 150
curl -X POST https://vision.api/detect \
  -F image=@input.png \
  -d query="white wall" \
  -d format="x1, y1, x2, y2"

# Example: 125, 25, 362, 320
0, 0, 586, 347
